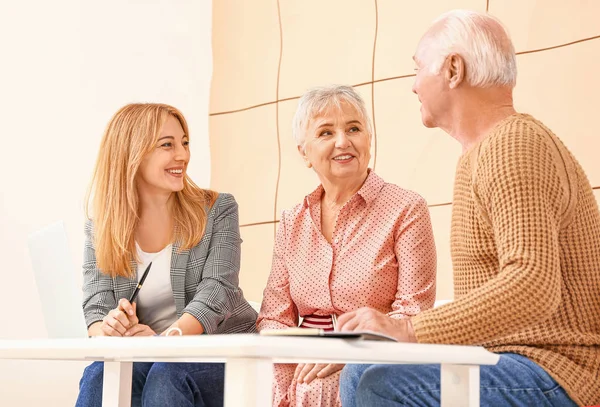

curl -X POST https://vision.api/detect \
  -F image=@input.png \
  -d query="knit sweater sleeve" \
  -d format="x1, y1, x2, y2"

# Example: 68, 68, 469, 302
412, 120, 567, 345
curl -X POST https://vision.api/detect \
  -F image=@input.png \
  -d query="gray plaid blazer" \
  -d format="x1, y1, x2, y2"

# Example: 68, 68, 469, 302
82, 193, 257, 334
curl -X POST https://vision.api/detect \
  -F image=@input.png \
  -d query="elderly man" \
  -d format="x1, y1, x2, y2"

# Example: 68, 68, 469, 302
338, 9, 600, 407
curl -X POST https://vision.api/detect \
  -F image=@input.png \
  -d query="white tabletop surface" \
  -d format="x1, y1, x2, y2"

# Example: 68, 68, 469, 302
0, 334, 499, 366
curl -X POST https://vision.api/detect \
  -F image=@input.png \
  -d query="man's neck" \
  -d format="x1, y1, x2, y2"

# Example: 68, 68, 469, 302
446, 88, 517, 153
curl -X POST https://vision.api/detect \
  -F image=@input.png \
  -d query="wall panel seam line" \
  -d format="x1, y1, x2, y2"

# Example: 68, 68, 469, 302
516, 34, 600, 56
209, 76, 415, 117
210, 36, 600, 117
371, 0, 379, 171
273, 0, 284, 239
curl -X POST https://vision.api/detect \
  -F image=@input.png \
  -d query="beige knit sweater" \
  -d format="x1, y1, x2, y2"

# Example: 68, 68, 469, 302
412, 113, 600, 406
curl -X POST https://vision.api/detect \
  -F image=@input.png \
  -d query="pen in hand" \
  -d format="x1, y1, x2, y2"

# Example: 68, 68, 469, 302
128, 262, 152, 303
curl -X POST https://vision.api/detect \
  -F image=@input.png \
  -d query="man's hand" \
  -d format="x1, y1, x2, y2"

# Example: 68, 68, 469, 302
337, 307, 417, 342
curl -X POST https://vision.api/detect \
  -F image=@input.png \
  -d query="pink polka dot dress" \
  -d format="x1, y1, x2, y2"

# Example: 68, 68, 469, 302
257, 171, 437, 407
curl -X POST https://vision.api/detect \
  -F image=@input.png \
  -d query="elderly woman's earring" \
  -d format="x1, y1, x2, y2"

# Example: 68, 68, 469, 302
302, 154, 312, 168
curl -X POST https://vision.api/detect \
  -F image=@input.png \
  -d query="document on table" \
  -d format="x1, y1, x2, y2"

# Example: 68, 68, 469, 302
259, 328, 397, 342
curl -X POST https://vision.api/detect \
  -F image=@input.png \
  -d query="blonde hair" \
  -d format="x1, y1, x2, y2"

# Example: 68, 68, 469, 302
86, 103, 218, 278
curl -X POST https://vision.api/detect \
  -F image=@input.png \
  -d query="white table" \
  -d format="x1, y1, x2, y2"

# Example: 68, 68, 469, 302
0, 334, 499, 407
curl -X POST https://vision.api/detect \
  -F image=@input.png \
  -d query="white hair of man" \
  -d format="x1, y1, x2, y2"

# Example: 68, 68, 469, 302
416, 9, 517, 88
292, 85, 373, 148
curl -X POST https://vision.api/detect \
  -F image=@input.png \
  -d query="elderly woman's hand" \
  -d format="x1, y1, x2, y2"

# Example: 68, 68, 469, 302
337, 307, 417, 342
294, 363, 345, 384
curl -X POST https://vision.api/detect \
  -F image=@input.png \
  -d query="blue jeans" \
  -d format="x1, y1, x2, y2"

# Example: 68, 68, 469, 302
340, 353, 577, 407
75, 361, 225, 407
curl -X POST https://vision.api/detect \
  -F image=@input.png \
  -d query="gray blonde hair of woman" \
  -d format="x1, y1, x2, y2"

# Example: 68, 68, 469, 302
292, 85, 373, 149
415, 9, 517, 88
86, 103, 218, 278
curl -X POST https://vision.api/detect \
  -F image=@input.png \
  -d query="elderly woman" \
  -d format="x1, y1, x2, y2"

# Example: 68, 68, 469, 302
256, 85, 437, 407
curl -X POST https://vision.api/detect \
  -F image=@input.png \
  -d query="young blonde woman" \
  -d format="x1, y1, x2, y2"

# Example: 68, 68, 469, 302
76, 103, 257, 407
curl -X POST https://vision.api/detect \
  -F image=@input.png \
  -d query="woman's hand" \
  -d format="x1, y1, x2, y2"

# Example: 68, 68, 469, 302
294, 363, 345, 384
160, 313, 204, 336
124, 323, 156, 337
100, 299, 139, 337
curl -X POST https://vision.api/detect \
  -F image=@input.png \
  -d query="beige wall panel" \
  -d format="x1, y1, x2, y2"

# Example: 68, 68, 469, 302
353, 84, 376, 171
276, 98, 320, 216
211, 0, 600, 310
209, 105, 278, 225
277, 0, 375, 99
375, 0, 485, 81
514, 40, 600, 186
210, 0, 280, 113
595, 190, 600, 208
275, 85, 375, 217
239, 224, 275, 303
489, 0, 600, 52
373, 79, 462, 205
429, 205, 454, 301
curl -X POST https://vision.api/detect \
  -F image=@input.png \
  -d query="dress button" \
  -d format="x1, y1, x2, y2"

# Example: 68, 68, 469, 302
334, 238, 339, 244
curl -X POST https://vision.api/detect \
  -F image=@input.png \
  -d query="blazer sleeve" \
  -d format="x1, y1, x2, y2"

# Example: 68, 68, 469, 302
81, 220, 117, 327
182, 194, 245, 334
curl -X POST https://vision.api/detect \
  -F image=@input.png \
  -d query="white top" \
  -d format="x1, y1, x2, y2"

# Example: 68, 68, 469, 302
135, 243, 177, 334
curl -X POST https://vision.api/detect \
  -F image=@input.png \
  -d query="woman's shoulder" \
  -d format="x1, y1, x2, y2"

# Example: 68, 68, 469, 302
201, 192, 242, 233
187, 192, 241, 251
278, 199, 309, 225
379, 181, 428, 208
205, 192, 238, 218
84, 218, 95, 238
211, 191, 236, 208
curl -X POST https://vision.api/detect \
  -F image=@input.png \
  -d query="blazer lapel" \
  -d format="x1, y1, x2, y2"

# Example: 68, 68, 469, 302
170, 241, 190, 317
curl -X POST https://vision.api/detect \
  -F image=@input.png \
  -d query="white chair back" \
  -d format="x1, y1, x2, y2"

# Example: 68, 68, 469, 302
27, 221, 88, 338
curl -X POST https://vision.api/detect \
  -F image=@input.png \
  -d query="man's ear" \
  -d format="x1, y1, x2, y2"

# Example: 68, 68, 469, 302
444, 53, 465, 89
297, 144, 312, 168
